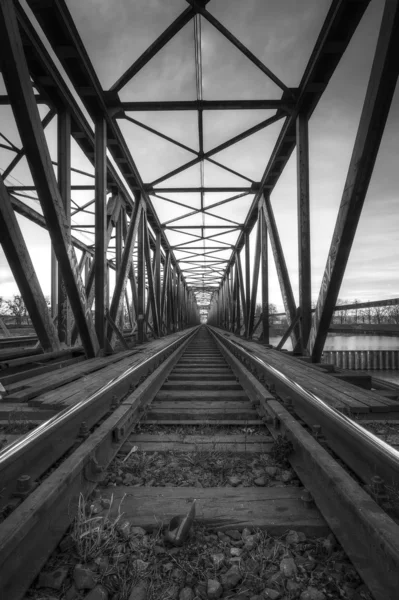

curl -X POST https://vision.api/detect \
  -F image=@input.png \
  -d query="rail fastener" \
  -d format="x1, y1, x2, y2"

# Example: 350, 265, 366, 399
13, 474, 38, 499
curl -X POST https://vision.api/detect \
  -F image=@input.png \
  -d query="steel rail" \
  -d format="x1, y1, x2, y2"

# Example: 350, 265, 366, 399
0, 327, 199, 508
209, 327, 399, 488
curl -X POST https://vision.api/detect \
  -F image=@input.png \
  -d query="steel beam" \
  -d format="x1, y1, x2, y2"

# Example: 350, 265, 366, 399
94, 117, 107, 349
260, 204, 269, 344
107, 198, 144, 348
0, 176, 60, 352
261, 195, 300, 351
307, 0, 399, 361
136, 206, 146, 343
57, 110, 72, 345
225, 0, 371, 274
110, 6, 196, 93
118, 100, 292, 111
248, 216, 261, 338
296, 113, 311, 347
144, 212, 160, 337
0, 0, 99, 357
244, 232, 251, 335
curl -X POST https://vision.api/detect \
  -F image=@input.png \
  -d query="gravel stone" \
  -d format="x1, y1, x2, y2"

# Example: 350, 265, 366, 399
128, 581, 147, 600
211, 553, 225, 570
179, 588, 195, 600
230, 547, 243, 557
285, 530, 306, 545
207, 579, 223, 599
132, 559, 149, 573
85, 585, 109, 600
265, 466, 277, 477
280, 556, 297, 578
264, 589, 281, 599
225, 529, 241, 541
229, 476, 242, 487
130, 526, 147, 538
280, 469, 295, 482
254, 476, 267, 486
220, 565, 242, 590
165, 583, 180, 599
37, 566, 68, 590
300, 587, 326, 600
73, 565, 97, 590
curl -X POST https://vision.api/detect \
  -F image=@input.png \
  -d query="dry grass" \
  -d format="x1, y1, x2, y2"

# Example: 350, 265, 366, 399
71, 493, 126, 563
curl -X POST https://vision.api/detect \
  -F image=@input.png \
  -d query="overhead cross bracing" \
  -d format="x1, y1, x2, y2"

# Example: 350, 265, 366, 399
0, 0, 398, 360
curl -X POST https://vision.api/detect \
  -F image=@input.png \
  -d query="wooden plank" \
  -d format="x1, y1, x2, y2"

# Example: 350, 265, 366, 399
144, 420, 263, 426
0, 403, 58, 420
147, 409, 258, 421
122, 440, 273, 453
219, 331, 393, 412
332, 373, 372, 390
31, 330, 194, 409
0, 348, 81, 370
155, 390, 248, 401
0, 177, 60, 352
5, 353, 136, 401
128, 434, 273, 443
307, 1, 399, 361
0, 355, 86, 389
105, 486, 328, 535
162, 381, 241, 390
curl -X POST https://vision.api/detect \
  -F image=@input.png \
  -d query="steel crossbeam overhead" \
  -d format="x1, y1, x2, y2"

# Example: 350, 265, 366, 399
1, 0, 396, 357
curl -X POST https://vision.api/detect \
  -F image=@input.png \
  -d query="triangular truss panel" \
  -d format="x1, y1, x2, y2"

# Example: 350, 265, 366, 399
119, 23, 197, 102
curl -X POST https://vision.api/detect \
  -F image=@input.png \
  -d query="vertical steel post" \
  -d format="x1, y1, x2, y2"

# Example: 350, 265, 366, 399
94, 116, 107, 349
137, 208, 145, 343
297, 112, 311, 347
57, 110, 71, 345
244, 232, 250, 334
260, 203, 269, 344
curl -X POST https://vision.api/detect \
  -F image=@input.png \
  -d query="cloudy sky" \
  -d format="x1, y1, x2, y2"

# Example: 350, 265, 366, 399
1, 0, 398, 311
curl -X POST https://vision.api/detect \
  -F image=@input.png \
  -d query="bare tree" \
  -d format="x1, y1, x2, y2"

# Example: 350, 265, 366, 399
370, 305, 386, 324
6, 295, 28, 325
386, 305, 399, 324
334, 298, 348, 324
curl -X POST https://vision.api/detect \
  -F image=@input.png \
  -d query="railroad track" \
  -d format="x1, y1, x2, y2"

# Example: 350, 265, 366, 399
1, 326, 399, 599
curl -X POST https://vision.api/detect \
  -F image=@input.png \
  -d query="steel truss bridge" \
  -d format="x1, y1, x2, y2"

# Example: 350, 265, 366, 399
0, 0, 398, 361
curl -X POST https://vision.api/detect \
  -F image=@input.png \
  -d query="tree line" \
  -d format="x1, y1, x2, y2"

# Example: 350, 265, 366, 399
332, 299, 399, 325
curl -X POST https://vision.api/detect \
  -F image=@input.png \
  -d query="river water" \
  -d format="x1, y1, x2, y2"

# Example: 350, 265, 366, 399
270, 334, 399, 384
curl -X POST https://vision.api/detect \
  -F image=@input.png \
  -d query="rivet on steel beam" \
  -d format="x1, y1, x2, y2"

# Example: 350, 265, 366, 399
113, 425, 125, 442
312, 425, 322, 439
301, 489, 313, 507
16, 474, 32, 493
78, 421, 89, 439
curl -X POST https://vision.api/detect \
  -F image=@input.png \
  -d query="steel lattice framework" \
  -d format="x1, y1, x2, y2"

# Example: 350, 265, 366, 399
0, 0, 398, 360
